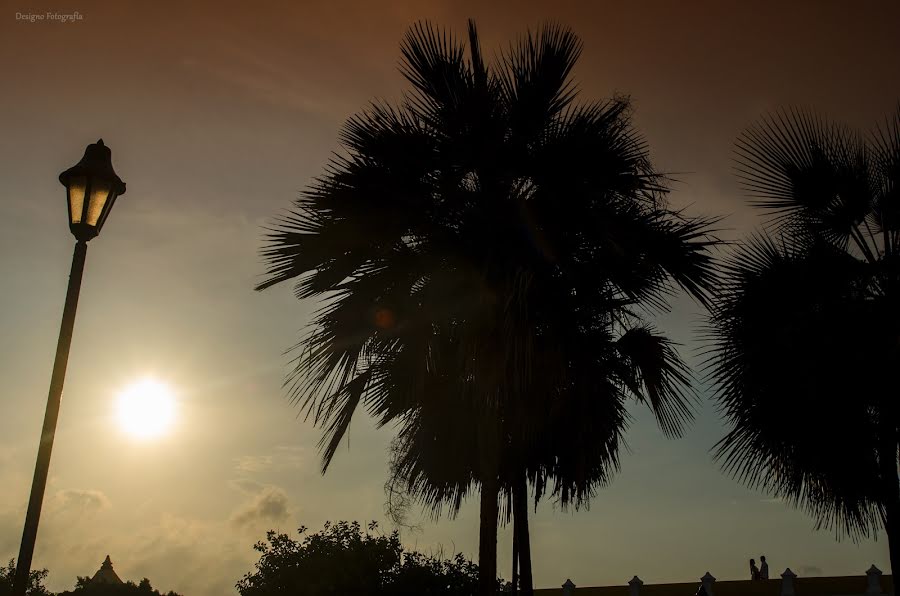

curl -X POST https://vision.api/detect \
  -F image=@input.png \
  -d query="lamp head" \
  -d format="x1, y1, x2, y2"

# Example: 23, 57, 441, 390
59, 139, 126, 241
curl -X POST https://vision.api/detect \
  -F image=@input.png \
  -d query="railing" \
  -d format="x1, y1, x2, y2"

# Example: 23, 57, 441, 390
536, 565, 892, 596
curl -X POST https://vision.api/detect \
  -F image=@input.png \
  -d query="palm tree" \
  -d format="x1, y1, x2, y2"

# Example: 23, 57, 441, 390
257, 20, 717, 594
706, 106, 900, 573
386, 323, 700, 595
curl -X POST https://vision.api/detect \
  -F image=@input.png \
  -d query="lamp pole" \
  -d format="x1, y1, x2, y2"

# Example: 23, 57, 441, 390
13, 140, 126, 596
13, 241, 87, 596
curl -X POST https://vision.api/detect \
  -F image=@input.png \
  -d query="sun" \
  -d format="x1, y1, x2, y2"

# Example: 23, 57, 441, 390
115, 378, 176, 440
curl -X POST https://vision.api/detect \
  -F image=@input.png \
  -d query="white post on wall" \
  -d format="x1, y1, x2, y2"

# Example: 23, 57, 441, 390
780, 568, 797, 596
866, 565, 883, 595
629, 576, 643, 596
701, 572, 716, 596
563, 578, 576, 596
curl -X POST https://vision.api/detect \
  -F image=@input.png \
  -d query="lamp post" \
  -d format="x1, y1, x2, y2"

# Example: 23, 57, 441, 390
13, 140, 126, 596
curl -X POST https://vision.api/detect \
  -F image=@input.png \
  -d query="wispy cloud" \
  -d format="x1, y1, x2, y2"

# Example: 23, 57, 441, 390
230, 486, 291, 529
233, 445, 307, 474
229, 478, 265, 495
51, 489, 111, 515
181, 40, 356, 119
126, 513, 253, 596
234, 455, 275, 474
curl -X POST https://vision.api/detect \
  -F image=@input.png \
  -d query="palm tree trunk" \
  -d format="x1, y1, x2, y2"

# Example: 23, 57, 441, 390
879, 425, 900, 575
479, 472, 499, 596
885, 497, 900, 579
512, 507, 519, 593
513, 473, 533, 595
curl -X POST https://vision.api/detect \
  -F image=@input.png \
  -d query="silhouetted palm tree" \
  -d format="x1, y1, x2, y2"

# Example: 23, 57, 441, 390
707, 106, 900, 573
387, 325, 697, 595
257, 20, 716, 594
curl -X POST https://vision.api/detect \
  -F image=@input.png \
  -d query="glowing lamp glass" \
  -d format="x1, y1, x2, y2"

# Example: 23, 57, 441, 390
59, 140, 126, 241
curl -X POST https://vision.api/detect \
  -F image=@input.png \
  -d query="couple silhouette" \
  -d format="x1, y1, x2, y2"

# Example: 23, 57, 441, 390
750, 556, 769, 580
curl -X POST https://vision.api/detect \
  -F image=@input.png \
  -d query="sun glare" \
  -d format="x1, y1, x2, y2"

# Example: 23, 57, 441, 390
116, 378, 176, 440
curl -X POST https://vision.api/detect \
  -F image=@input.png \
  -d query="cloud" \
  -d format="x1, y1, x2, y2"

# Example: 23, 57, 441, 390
233, 446, 307, 474
230, 487, 291, 529
797, 565, 823, 576
125, 513, 252, 596
51, 489, 111, 516
234, 455, 274, 473
229, 478, 265, 495
180, 41, 355, 118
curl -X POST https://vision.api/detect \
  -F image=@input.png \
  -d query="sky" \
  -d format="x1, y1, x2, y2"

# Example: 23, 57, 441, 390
2, 0, 900, 594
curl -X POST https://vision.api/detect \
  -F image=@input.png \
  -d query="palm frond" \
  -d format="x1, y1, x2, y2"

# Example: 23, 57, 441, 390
398, 21, 468, 121
615, 326, 696, 438
500, 22, 583, 129
705, 232, 891, 540
734, 108, 875, 256
871, 103, 900, 252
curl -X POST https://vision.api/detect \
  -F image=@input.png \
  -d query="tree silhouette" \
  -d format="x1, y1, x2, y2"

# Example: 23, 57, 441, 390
0, 560, 50, 596
236, 521, 505, 595
706, 106, 900, 573
257, 20, 716, 594
57, 577, 182, 596
385, 325, 700, 594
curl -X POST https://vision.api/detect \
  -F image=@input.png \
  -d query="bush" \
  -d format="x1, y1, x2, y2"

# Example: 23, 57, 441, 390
236, 521, 506, 595
57, 575, 182, 596
0, 560, 52, 596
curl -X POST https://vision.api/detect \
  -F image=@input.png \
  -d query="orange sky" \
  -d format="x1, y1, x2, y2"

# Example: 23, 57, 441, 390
2, 1, 899, 595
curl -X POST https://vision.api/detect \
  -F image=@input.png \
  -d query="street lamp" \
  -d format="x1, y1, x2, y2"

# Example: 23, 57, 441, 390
13, 140, 126, 596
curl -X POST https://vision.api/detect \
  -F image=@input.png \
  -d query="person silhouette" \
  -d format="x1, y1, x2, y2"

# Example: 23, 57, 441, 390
760, 556, 769, 580
750, 559, 760, 581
